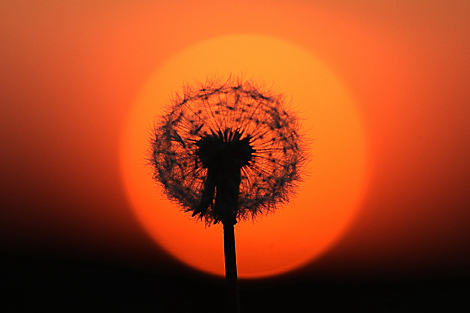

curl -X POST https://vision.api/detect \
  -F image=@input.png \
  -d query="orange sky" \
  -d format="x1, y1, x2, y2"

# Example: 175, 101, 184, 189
1, 0, 470, 280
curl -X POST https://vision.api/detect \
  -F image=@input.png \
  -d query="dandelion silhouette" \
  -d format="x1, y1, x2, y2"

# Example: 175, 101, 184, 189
149, 77, 306, 312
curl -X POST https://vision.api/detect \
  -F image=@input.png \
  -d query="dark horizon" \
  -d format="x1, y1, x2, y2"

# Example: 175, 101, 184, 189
2, 251, 469, 312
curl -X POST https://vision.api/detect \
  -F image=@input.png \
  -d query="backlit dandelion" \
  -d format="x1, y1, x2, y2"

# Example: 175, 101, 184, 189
150, 77, 305, 224
149, 77, 306, 312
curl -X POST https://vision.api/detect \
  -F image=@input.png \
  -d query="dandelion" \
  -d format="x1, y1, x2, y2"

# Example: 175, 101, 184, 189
150, 77, 305, 224
149, 77, 306, 312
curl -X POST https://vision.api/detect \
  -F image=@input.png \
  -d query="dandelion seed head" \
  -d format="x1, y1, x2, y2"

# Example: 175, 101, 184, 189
149, 77, 306, 225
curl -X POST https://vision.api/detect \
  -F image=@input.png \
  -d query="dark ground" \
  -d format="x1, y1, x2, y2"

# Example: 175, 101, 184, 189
1, 252, 469, 312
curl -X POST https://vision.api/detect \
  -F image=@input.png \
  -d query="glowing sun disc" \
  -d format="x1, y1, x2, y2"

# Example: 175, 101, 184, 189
120, 34, 368, 278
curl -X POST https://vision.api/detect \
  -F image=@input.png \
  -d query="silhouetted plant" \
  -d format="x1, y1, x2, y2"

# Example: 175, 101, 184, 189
149, 77, 306, 312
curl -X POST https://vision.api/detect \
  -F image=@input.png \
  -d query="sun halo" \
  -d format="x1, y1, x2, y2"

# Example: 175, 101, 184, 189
120, 34, 369, 278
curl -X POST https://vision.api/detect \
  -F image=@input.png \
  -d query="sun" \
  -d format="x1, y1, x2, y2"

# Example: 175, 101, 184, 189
120, 34, 369, 278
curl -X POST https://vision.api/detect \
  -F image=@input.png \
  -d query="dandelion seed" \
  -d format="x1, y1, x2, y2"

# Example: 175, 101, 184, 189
149, 77, 306, 224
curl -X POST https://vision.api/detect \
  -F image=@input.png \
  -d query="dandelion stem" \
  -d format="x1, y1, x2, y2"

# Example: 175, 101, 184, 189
223, 220, 240, 313
215, 166, 241, 312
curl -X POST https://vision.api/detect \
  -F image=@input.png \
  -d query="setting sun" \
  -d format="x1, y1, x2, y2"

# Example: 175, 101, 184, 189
120, 34, 368, 278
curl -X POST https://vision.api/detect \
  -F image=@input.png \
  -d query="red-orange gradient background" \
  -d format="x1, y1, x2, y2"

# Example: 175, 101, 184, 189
1, 0, 470, 280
